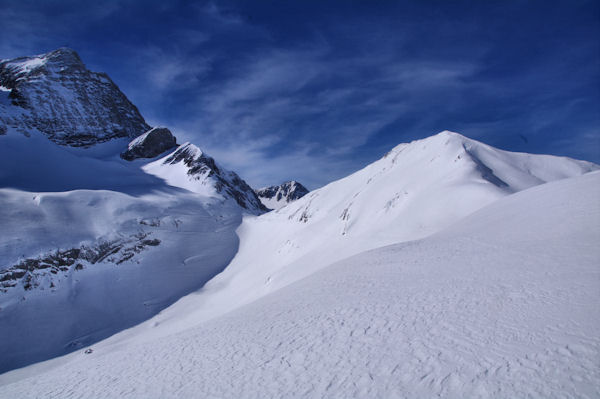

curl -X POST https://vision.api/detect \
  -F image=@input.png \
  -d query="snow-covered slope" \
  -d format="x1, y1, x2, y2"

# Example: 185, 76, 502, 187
0, 126, 159, 193
255, 180, 309, 210
144, 142, 267, 212
1, 169, 597, 398
160, 131, 598, 324
0, 187, 243, 374
0, 124, 269, 372
0, 48, 149, 146
0, 47, 266, 374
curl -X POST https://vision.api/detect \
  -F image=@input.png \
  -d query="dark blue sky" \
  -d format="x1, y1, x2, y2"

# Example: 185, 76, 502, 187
1, 0, 599, 188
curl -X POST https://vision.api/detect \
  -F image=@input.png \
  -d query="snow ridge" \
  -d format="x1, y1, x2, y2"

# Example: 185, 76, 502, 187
144, 143, 268, 212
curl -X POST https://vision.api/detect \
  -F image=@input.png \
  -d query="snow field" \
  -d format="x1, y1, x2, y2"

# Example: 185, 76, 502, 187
151, 131, 597, 328
1, 170, 598, 398
0, 129, 259, 372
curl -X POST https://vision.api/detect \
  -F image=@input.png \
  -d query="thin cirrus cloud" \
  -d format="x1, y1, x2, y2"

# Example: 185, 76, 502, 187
116, 4, 490, 188
135, 46, 212, 91
163, 44, 484, 188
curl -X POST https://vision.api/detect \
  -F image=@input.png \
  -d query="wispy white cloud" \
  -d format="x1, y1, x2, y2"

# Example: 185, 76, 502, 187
134, 45, 212, 90
161, 37, 483, 188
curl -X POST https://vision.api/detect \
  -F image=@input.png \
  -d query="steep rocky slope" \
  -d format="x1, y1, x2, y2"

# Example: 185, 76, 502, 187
0, 48, 149, 146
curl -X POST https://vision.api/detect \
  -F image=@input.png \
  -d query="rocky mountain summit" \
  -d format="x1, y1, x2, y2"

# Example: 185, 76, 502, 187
0, 48, 149, 146
144, 143, 268, 212
255, 180, 309, 210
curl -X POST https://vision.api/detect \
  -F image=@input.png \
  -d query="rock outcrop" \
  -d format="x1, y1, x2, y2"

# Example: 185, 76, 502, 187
121, 127, 178, 160
255, 180, 309, 210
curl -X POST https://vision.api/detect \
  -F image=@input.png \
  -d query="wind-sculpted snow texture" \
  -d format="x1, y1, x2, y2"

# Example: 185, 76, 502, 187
0, 48, 150, 146
1, 171, 597, 398
255, 180, 309, 210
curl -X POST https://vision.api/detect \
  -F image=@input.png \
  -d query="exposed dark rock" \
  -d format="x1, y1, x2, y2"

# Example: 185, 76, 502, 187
0, 48, 150, 146
255, 181, 309, 210
120, 127, 178, 161
0, 233, 161, 292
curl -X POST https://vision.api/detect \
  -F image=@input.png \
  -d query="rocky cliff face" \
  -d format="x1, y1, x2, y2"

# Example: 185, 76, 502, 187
0, 48, 150, 146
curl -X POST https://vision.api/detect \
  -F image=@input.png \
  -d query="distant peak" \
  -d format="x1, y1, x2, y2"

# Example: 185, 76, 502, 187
437, 130, 462, 137
282, 180, 300, 187
416, 130, 472, 145
431, 131, 474, 143
385, 130, 479, 159
177, 142, 203, 156
44, 48, 84, 66
48, 47, 79, 56
0, 48, 85, 77
255, 181, 309, 210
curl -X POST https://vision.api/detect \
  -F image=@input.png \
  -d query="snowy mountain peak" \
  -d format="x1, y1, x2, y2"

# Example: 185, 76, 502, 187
255, 180, 310, 210
41, 47, 83, 67
272, 130, 597, 242
386, 130, 469, 156
381, 131, 598, 193
46, 47, 80, 59
170, 142, 204, 159
0, 48, 150, 146
143, 143, 267, 212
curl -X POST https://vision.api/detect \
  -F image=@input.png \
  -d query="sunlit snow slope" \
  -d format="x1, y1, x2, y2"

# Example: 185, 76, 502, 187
158, 131, 597, 324
1, 169, 598, 398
